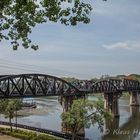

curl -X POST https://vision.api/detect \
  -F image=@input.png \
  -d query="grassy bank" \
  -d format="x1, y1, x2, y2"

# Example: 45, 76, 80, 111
0, 127, 61, 140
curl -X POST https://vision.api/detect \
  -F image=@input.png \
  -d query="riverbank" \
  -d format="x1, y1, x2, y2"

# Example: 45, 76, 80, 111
0, 124, 61, 140
0, 133, 20, 140
0, 125, 21, 140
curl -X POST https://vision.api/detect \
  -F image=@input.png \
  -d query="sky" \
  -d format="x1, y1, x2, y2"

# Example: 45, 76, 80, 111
0, 0, 140, 79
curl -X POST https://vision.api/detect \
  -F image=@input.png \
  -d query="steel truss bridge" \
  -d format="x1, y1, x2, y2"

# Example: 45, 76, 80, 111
0, 74, 140, 98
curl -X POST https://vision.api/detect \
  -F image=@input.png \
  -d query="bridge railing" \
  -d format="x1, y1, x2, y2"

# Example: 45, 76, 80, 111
0, 121, 89, 140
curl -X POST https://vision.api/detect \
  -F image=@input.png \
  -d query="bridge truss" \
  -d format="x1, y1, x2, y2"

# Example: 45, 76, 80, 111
0, 74, 140, 98
0, 74, 80, 98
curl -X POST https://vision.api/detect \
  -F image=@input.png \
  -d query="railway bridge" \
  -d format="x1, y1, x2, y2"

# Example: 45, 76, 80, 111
0, 73, 140, 117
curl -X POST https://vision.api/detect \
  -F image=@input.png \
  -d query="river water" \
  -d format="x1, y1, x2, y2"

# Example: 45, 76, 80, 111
0, 96, 140, 140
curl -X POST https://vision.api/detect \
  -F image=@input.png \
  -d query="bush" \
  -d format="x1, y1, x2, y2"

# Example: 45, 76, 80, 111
0, 127, 61, 140
31, 134, 59, 140
11, 133, 30, 140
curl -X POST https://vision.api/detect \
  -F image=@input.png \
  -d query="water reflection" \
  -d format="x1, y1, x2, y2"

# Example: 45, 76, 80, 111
1, 97, 140, 140
103, 106, 140, 140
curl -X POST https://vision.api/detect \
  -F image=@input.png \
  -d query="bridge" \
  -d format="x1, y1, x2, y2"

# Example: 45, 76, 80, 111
0, 73, 140, 117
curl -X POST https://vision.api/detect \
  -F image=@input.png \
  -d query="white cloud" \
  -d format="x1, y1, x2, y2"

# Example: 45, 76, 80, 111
103, 40, 140, 51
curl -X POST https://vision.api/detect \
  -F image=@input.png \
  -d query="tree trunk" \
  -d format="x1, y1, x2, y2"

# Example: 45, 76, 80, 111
9, 117, 12, 132
72, 133, 76, 140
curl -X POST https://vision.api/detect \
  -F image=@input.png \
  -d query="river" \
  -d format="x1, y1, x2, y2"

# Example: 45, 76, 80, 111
0, 96, 140, 140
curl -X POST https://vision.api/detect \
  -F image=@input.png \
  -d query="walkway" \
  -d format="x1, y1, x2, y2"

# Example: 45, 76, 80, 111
0, 121, 88, 140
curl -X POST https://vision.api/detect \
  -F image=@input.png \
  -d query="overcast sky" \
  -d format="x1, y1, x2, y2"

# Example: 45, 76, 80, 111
0, 0, 140, 79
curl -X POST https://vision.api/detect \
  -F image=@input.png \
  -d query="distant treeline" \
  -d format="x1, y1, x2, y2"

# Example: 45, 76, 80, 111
62, 74, 140, 82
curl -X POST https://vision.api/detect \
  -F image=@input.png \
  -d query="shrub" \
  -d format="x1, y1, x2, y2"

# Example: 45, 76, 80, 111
0, 127, 61, 140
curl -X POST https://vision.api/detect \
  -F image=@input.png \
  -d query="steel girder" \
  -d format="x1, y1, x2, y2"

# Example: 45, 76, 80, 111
0, 74, 81, 98
71, 78, 140, 93
0, 74, 140, 98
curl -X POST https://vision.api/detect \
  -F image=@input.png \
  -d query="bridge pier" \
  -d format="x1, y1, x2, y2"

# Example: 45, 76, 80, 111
59, 96, 85, 137
59, 96, 75, 112
130, 91, 140, 106
104, 93, 120, 117
130, 106, 140, 118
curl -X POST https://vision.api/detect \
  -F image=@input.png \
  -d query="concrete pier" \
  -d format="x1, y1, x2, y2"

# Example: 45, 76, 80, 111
130, 91, 140, 106
104, 93, 120, 117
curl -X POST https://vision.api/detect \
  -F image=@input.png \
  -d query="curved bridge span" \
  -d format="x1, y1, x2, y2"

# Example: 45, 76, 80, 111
0, 74, 81, 98
0, 73, 140, 98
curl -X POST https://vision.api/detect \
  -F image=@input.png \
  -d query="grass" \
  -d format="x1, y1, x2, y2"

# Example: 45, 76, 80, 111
0, 134, 20, 140
0, 127, 62, 140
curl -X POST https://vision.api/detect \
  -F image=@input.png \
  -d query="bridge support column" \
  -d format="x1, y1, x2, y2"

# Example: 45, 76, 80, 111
59, 96, 85, 137
59, 96, 74, 112
104, 93, 120, 117
130, 91, 140, 106
130, 106, 140, 118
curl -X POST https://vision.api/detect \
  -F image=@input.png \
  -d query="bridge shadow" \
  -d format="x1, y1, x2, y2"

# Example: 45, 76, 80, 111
102, 106, 140, 140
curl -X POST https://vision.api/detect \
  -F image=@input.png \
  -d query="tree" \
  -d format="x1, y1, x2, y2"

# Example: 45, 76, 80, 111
0, 99, 22, 132
5, 106, 14, 132
61, 98, 111, 140
0, 99, 9, 113
0, 0, 92, 50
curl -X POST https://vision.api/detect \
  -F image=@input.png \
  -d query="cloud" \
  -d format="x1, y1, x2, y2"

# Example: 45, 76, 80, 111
103, 40, 140, 51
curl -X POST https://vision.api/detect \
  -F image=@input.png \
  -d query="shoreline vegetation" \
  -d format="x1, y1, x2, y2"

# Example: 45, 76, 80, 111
0, 134, 20, 140
0, 98, 62, 140
0, 125, 61, 140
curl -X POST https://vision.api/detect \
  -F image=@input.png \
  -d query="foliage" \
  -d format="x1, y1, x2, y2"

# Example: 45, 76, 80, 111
61, 98, 112, 139
0, 99, 22, 131
62, 77, 79, 83
0, 99, 22, 113
0, 127, 61, 140
0, 0, 92, 50
90, 77, 99, 82
0, 99, 9, 113
116, 74, 140, 82
129, 74, 140, 82
122, 92, 130, 98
